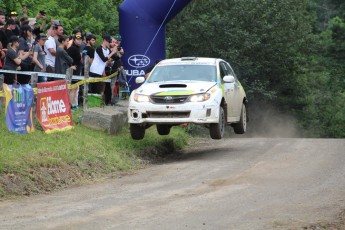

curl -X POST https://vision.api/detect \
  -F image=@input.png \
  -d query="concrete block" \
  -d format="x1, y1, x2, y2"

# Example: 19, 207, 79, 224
81, 102, 128, 135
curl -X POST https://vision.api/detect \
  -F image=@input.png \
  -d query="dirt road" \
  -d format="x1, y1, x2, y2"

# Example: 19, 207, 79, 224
0, 138, 344, 230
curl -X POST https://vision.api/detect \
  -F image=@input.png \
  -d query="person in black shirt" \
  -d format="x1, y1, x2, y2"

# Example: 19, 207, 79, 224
82, 34, 96, 64
67, 34, 82, 75
1, 19, 16, 49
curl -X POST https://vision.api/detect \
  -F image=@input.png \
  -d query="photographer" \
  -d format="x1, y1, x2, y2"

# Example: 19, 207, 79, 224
104, 35, 124, 105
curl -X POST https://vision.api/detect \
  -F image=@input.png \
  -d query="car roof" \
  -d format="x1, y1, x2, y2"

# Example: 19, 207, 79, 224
158, 57, 220, 66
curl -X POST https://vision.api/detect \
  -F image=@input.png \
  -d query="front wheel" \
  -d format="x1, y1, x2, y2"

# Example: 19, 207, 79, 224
156, 125, 171, 135
209, 107, 225, 139
130, 124, 145, 140
233, 103, 247, 134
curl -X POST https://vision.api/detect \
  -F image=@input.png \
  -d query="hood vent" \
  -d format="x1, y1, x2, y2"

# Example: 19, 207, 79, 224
159, 84, 187, 88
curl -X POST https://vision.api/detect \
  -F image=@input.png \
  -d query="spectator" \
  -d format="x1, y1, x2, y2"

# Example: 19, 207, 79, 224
18, 25, 33, 73
31, 11, 47, 41
8, 11, 20, 36
1, 19, 16, 49
89, 34, 117, 95
67, 34, 83, 109
55, 35, 75, 74
17, 24, 33, 84
44, 22, 60, 73
83, 34, 96, 64
67, 28, 82, 49
67, 34, 82, 75
0, 11, 7, 49
104, 35, 124, 105
32, 33, 48, 82
2, 35, 31, 84
0, 10, 5, 26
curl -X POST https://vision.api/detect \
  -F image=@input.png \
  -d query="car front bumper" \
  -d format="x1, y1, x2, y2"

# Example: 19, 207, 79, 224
128, 100, 220, 125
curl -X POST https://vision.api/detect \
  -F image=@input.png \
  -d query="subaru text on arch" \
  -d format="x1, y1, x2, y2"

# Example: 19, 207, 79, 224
128, 57, 248, 140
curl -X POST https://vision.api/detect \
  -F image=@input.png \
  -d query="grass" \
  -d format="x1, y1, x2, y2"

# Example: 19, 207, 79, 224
0, 104, 190, 198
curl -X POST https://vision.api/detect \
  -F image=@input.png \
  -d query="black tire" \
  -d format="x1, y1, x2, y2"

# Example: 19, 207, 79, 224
130, 124, 145, 140
209, 107, 225, 139
233, 103, 247, 134
156, 125, 171, 135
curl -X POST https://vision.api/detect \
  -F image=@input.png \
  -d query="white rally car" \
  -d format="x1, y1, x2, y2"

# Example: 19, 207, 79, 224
128, 57, 248, 140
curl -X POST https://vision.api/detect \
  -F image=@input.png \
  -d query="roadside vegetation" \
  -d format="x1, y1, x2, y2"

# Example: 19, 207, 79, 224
0, 107, 189, 198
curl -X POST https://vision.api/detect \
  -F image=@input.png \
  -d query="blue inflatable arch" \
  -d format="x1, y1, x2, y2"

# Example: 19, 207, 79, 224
119, 0, 192, 90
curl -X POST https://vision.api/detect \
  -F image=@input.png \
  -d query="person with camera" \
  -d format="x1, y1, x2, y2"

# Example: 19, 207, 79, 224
104, 35, 124, 105
89, 35, 117, 96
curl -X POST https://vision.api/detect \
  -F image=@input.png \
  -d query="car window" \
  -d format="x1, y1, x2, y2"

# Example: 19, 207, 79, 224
147, 65, 217, 83
219, 63, 227, 78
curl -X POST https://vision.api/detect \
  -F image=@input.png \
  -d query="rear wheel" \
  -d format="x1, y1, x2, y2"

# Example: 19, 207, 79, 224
130, 124, 145, 140
209, 107, 225, 139
156, 125, 171, 135
233, 103, 247, 134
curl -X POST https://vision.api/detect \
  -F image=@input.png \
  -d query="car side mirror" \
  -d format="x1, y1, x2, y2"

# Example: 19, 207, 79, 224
135, 76, 145, 84
223, 75, 235, 83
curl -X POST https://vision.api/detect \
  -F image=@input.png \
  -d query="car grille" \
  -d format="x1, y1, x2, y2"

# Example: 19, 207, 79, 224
150, 95, 189, 104
147, 111, 191, 118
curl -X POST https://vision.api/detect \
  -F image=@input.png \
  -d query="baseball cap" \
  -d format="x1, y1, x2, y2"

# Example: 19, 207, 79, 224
53, 19, 62, 26
9, 11, 17, 16
37, 33, 48, 40
9, 35, 19, 43
103, 34, 112, 43
28, 18, 37, 26
6, 19, 16, 25
114, 34, 122, 40
85, 31, 92, 37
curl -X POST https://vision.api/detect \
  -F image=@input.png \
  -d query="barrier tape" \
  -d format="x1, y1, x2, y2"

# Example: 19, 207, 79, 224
0, 70, 119, 97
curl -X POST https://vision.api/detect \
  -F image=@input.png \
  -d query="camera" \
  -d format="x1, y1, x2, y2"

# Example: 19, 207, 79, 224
117, 47, 122, 51
39, 10, 46, 16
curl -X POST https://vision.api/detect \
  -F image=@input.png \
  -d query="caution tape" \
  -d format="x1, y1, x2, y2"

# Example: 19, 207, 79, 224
0, 70, 119, 97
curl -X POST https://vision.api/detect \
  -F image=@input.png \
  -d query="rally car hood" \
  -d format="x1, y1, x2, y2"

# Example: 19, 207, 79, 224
135, 81, 217, 96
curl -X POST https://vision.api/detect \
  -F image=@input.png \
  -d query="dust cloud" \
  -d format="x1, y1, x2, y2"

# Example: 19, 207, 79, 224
244, 102, 301, 138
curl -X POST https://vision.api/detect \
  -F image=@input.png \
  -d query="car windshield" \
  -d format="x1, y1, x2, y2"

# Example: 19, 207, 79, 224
147, 65, 217, 83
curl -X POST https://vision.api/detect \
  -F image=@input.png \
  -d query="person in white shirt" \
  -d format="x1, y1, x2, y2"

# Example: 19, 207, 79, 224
44, 22, 59, 73
89, 34, 116, 94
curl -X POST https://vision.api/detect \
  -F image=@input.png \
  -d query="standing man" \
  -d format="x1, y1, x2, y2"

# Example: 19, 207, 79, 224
67, 34, 83, 109
83, 34, 96, 65
89, 35, 117, 96
104, 35, 124, 105
0, 11, 7, 49
44, 21, 60, 73
8, 11, 20, 36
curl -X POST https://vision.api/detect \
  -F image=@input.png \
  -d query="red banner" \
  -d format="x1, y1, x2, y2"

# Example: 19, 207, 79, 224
36, 80, 73, 133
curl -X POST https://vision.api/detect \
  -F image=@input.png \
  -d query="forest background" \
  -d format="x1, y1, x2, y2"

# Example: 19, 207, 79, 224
1, 0, 344, 138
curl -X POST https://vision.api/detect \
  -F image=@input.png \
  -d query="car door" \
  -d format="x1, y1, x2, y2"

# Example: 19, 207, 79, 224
219, 61, 237, 120
224, 62, 242, 119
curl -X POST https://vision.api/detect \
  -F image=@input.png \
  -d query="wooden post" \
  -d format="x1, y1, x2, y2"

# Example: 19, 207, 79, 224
65, 68, 73, 85
30, 73, 38, 115
110, 72, 117, 105
0, 74, 4, 112
83, 56, 90, 111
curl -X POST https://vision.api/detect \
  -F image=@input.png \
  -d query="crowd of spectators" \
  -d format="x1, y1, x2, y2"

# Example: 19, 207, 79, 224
0, 5, 124, 106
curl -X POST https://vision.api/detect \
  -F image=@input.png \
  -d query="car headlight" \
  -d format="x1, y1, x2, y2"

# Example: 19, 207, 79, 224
134, 94, 150, 103
188, 93, 211, 102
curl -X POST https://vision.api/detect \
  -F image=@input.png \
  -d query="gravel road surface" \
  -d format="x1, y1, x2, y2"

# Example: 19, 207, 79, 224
0, 138, 344, 230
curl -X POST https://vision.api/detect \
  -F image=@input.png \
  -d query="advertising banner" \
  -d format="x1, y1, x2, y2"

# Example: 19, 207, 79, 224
3, 84, 35, 134
36, 80, 73, 134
